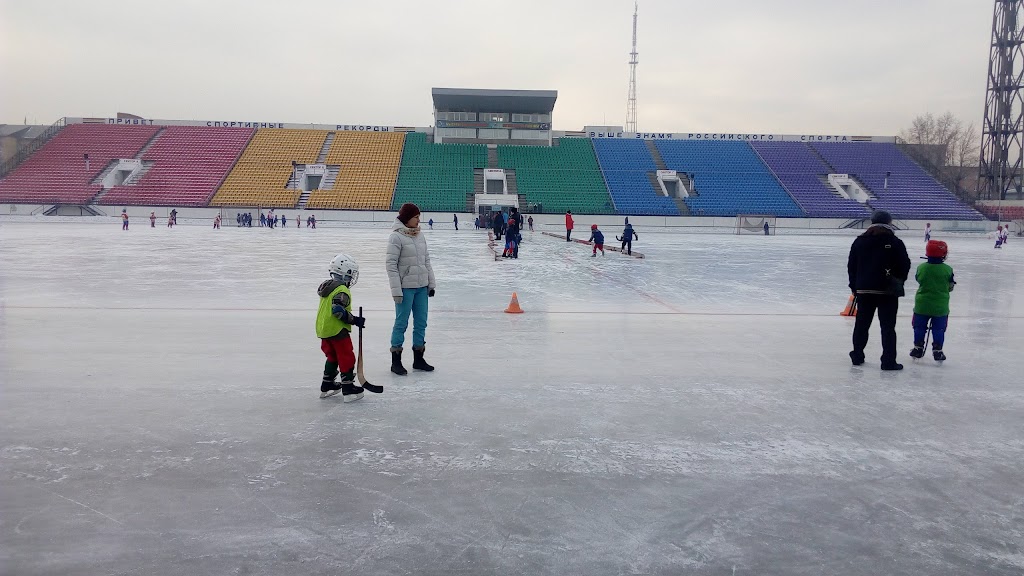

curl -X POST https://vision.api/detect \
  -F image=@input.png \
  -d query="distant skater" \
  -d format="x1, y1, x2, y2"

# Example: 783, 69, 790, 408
619, 218, 638, 255
121, 209, 129, 230
565, 210, 574, 241
589, 224, 605, 257
150, 211, 156, 228
503, 209, 521, 259
453, 214, 459, 230
492, 211, 503, 241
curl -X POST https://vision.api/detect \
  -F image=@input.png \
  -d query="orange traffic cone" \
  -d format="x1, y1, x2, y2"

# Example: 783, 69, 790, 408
840, 294, 858, 317
505, 292, 524, 314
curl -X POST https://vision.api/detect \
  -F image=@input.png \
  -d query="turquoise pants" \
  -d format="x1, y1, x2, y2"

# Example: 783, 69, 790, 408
391, 286, 429, 348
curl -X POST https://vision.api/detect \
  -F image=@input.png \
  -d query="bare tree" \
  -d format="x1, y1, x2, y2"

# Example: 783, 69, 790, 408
950, 122, 980, 197
899, 112, 980, 199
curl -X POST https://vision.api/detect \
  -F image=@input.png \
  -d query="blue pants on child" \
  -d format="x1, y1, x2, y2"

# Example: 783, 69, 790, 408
912, 314, 948, 347
391, 286, 429, 348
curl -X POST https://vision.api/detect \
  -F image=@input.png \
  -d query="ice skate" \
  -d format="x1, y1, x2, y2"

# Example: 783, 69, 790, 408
932, 347, 946, 362
909, 344, 925, 359
341, 382, 364, 402
320, 379, 342, 399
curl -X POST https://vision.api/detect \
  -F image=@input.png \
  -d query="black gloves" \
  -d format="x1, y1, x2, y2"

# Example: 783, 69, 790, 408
351, 315, 366, 328
428, 289, 436, 297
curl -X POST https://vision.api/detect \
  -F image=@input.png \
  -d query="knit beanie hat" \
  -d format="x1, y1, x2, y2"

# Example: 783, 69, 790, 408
397, 203, 420, 225
870, 210, 892, 225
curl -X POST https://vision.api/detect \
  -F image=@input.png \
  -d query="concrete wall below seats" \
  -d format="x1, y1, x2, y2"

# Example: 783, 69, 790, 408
0, 204, 997, 233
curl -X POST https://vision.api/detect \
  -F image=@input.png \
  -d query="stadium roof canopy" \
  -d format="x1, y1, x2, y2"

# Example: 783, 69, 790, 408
431, 88, 557, 114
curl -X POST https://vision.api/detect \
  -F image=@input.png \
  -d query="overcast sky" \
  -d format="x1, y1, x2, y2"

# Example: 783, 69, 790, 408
0, 0, 992, 135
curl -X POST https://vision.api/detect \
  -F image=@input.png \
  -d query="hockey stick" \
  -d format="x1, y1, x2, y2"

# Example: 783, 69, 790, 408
923, 317, 932, 356
357, 307, 382, 393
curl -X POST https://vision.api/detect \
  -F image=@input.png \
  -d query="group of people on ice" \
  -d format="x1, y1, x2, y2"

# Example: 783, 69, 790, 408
233, 212, 316, 228
564, 210, 639, 256
848, 210, 957, 371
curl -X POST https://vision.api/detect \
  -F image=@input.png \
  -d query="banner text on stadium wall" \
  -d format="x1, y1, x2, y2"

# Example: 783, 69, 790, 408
69, 118, 392, 132
586, 131, 890, 143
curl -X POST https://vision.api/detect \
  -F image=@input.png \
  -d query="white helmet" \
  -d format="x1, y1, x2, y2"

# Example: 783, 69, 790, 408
328, 253, 359, 286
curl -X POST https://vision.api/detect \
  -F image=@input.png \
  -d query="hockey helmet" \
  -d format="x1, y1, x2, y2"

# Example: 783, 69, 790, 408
925, 240, 948, 260
591, 224, 598, 230
328, 253, 360, 286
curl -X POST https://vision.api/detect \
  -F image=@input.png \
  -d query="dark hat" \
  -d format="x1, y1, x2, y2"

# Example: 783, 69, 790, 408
870, 210, 892, 225
397, 203, 420, 225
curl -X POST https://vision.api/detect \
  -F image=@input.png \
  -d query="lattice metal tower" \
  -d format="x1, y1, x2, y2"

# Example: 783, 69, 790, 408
625, 2, 639, 133
979, 0, 1024, 200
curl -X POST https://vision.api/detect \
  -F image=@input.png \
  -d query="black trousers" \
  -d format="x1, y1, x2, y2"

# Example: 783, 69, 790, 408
852, 294, 899, 365
621, 239, 632, 254
567, 229, 572, 241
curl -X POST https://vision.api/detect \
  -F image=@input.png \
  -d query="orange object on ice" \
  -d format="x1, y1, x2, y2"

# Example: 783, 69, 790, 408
840, 294, 858, 317
505, 292, 524, 314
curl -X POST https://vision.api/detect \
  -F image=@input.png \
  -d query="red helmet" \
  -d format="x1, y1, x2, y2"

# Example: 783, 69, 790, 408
925, 240, 948, 259
591, 224, 598, 230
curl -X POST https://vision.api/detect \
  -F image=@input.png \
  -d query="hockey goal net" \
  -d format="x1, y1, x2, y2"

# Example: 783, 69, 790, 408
735, 214, 777, 235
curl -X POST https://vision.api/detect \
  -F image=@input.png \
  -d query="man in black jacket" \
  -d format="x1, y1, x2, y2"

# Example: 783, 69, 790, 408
847, 210, 911, 370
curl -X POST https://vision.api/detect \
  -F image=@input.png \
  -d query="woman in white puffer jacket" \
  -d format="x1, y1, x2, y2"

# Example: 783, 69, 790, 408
386, 203, 436, 375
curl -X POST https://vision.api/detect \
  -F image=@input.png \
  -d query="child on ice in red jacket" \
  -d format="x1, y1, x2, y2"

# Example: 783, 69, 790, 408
589, 224, 605, 257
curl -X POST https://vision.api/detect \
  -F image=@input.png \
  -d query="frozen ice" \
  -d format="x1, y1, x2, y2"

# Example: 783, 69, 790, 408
1, 220, 1022, 575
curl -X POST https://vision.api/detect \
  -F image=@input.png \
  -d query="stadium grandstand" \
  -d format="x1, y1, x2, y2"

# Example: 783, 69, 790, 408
0, 88, 989, 223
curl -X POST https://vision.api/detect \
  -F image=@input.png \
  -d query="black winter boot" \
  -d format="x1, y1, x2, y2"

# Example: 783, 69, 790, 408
412, 347, 434, 372
390, 347, 408, 376
849, 350, 865, 366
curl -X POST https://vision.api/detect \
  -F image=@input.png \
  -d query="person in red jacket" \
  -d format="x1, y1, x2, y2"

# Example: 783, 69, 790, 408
565, 210, 574, 242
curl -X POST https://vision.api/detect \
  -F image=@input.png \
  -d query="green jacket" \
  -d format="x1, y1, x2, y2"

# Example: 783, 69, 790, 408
914, 261, 955, 317
316, 280, 353, 339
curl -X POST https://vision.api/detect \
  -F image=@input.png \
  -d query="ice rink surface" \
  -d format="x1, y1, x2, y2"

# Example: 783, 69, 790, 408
1, 220, 1022, 575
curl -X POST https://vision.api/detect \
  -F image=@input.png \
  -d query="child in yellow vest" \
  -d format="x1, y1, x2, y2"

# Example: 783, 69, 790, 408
316, 254, 380, 400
